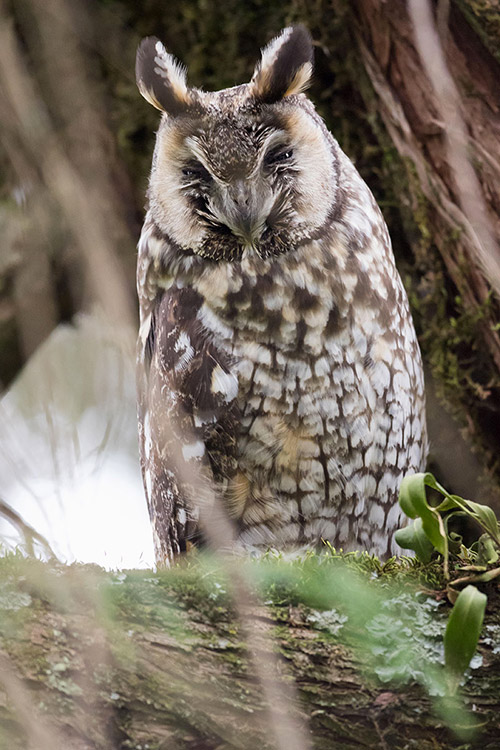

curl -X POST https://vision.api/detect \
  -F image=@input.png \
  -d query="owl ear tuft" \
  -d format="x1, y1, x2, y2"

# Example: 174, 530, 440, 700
250, 25, 313, 103
136, 36, 191, 116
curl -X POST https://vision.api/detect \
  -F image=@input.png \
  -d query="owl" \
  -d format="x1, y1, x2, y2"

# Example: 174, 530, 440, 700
135, 26, 428, 566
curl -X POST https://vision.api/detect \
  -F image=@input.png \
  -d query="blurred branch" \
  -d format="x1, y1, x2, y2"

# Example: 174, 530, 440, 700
0, 497, 56, 559
160, 434, 311, 750
0, 2, 135, 335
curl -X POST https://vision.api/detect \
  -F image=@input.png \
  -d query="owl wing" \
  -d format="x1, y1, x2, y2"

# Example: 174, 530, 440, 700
137, 276, 240, 564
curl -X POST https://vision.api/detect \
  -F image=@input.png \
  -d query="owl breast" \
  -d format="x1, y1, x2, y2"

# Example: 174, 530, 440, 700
188, 174, 426, 557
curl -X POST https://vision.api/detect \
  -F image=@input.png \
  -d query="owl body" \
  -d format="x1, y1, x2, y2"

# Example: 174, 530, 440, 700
135, 28, 427, 565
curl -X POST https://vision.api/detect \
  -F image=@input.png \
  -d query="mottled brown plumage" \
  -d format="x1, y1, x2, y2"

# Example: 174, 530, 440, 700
135, 27, 428, 566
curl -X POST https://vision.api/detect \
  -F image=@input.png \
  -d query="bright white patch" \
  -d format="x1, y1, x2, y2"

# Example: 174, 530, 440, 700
314, 357, 330, 377
174, 331, 195, 372
182, 441, 205, 461
236, 358, 255, 382
354, 497, 366, 517
386, 503, 403, 530
177, 508, 187, 526
147, 234, 166, 261
324, 337, 343, 360
174, 331, 191, 352
264, 293, 286, 311
368, 503, 386, 527
319, 397, 340, 420
410, 440, 425, 470
372, 362, 391, 397
385, 446, 398, 466
393, 370, 410, 393
364, 443, 384, 467
296, 394, 314, 417
198, 304, 233, 340
253, 368, 282, 399
361, 381, 377, 411
153, 40, 188, 99
303, 327, 324, 356
211, 364, 238, 402
193, 412, 217, 427
0, 314, 155, 569
397, 450, 408, 470
378, 473, 399, 497
279, 474, 297, 494
342, 391, 362, 418
254, 27, 294, 79
138, 313, 152, 355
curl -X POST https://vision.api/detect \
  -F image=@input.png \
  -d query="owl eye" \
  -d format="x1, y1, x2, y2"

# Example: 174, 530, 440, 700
264, 147, 294, 169
182, 162, 211, 181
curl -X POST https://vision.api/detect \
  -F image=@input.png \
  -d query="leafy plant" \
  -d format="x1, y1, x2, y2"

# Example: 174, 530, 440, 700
395, 472, 497, 703
444, 585, 487, 695
395, 472, 500, 578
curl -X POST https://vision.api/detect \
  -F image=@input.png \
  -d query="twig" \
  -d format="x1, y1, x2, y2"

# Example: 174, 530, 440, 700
164, 437, 311, 750
0, 497, 56, 559
0, 5, 135, 333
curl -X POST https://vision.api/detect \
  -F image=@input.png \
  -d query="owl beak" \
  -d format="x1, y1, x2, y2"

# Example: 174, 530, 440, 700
225, 180, 270, 245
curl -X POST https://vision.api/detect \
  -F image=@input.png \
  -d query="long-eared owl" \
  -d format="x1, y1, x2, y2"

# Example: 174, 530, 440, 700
135, 26, 427, 566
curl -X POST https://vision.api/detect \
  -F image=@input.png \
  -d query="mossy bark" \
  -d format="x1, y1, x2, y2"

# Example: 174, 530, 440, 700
0, 558, 500, 750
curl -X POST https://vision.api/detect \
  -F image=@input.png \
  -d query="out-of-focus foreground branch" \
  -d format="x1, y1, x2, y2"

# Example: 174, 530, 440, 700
0, 0, 138, 385
0, 5, 134, 330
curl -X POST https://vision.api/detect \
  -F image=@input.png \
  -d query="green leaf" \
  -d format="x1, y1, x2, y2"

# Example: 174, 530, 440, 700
473, 567, 500, 583
476, 534, 499, 566
444, 585, 487, 695
463, 500, 500, 543
398, 473, 447, 554
436, 493, 500, 544
394, 518, 434, 562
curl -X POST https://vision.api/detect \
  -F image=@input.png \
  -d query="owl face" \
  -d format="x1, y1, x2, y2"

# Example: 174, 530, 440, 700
136, 27, 339, 262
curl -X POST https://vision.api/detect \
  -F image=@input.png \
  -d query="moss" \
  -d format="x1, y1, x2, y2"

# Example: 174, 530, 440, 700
453, 0, 500, 66
0, 555, 499, 748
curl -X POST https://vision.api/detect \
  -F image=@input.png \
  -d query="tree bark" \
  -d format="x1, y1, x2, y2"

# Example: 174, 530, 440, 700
0, 559, 499, 750
342, 0, 500, 498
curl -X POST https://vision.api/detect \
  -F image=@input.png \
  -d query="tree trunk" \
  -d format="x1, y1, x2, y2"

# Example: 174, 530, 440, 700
341, 0, 500, 502
0, 558, 499, 750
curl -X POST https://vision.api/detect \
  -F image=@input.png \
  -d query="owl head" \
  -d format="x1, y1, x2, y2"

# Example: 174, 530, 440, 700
136, 26, 340, 262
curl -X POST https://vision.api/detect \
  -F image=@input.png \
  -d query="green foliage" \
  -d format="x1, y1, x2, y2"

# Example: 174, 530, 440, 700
444, 585, 487, 696
396, 472, 500, 572
0, 545, 498, 743
396, 471, 500, 730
